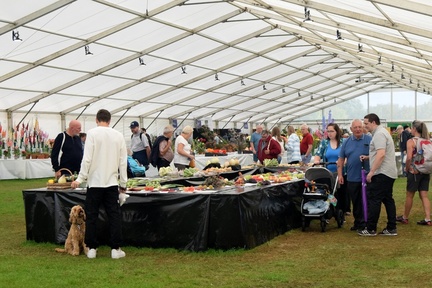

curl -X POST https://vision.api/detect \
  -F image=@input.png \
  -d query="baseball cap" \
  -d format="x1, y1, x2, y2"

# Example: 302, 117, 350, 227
129, 121, 139, 128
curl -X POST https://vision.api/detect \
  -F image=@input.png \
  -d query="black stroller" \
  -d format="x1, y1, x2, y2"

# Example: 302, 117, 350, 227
301, 164, 345, 232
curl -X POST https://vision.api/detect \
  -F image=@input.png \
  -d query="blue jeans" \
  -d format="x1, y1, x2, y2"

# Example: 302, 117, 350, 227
253, 152, 258, 162
366, 174, 397, 231
277, 155, 282, 164
301, 154, 312, 164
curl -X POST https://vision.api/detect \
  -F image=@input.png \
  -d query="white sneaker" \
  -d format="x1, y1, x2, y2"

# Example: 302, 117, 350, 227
87, 248, 97, 259
111, 248, 126, 259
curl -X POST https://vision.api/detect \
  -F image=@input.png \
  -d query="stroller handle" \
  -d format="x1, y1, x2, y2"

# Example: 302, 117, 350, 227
312, 162, 337, 167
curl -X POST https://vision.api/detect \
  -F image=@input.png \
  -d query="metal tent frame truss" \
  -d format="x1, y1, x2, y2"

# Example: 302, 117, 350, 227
1, 0, 431, 126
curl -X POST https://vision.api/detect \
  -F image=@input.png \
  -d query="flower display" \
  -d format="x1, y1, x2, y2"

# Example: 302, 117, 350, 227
0, 118, 50, 159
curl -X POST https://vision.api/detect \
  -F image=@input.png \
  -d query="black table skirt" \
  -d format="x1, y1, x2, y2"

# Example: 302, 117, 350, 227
23, 181, 304, 251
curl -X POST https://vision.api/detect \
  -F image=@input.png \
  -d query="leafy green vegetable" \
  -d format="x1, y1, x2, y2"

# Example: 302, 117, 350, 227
263, 158, 279, 167
183, 168, 198, 177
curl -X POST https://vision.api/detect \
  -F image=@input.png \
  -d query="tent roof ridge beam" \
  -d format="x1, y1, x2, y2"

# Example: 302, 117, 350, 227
0, 0, 76, 35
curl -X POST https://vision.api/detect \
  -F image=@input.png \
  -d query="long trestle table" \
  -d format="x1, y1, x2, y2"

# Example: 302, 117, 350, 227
23, 180, 304, 251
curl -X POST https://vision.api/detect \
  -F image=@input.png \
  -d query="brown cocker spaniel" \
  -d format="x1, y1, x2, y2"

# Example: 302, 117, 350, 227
55, 205, 88, 256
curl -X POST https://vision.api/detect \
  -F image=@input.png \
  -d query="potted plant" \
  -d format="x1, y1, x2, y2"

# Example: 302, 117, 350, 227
193, 139, 206, 154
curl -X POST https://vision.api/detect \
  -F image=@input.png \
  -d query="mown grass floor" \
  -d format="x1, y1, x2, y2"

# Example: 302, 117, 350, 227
1, 177, 431, 287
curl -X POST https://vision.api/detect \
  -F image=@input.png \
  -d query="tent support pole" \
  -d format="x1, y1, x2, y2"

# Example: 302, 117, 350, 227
112, 108, 131, 128
173, 112, 192, 133
221, 115, 235, 129
75, 104, 89, 120
269, 118, 281, 130
284, 121, 293, 132
16, 101, 39, 127
260, 117, 268, 127
145, 109, 164, 130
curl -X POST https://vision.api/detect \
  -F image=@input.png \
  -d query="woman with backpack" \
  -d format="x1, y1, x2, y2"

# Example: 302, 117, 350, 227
396, 120, 432, 226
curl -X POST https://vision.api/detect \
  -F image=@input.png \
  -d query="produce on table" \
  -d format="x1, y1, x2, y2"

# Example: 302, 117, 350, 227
183, 167, 198, 177
58, 175, 67, 184
234, 172, 245, 185
203, 175, 226, 189
182, 187, 195, 192
263, 158, 279, 167
257, 180, 271, 186
144, 179, 162, 189
159, 166, 173, 177
229, 157, 240, 166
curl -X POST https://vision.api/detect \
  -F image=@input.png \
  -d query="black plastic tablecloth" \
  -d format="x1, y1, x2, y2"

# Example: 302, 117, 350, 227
23, 180, 304, 251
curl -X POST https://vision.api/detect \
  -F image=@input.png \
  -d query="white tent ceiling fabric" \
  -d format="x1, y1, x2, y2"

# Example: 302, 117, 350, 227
1, 0, 431, 127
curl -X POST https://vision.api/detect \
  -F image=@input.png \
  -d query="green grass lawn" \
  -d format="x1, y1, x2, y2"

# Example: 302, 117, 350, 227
1, 177, 431, 288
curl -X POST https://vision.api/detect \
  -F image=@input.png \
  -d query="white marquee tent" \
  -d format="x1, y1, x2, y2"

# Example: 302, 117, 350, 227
1, 0, 431, 136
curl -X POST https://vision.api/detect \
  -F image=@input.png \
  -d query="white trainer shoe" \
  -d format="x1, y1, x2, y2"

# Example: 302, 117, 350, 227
87, 248, 97, 259
111, 248, 126, 259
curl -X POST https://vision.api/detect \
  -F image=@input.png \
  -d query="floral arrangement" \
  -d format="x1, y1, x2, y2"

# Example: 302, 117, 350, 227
0, 118, 50, 159
193, 138, 206, 154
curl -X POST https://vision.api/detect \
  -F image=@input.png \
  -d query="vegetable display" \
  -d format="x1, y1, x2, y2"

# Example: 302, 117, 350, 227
159, 167, 173, 177
183, 167, 198, 177
263, 158, 279, 167
203, 175, 226, 189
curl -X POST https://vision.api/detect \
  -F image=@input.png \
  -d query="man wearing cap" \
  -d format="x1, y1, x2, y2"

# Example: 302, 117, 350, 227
130, 121, 151, 172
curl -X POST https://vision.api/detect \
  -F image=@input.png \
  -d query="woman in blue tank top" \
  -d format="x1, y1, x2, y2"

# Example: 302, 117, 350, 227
314, 123, 343, 172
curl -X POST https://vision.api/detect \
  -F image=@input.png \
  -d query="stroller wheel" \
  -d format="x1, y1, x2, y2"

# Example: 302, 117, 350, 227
337, 210, 344, 228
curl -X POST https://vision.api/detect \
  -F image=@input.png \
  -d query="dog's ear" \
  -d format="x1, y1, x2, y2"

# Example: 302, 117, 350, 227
69, 206, 77, 224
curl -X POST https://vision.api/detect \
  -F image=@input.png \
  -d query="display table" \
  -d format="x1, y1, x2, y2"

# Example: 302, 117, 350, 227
194, 152, 290, 170
0, 159, 53, 180
194, 153, 254, 170
23, 180, 304, 251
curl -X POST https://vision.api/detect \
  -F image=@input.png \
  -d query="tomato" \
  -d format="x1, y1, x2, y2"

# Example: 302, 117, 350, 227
183, 187, 195, 192
144, 186, 154, 191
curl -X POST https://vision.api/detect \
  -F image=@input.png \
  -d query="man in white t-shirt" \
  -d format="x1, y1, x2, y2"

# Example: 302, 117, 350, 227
130, 121, 151, 171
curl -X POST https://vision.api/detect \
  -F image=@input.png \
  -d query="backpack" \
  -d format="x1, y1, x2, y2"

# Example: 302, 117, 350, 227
131, 132, 143, 141
412, 137, 432, 174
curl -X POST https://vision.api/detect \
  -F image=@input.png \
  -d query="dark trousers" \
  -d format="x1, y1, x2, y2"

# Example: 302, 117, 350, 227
85, 186, 123, 249
336, 176, 350, 213
133, 150, 149, 169
366, 174, 397, 231
156, 158, 171, 171
347, 181, 366, 229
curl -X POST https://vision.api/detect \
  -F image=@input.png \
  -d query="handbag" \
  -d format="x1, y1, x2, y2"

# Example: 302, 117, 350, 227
189, 158, 195, 168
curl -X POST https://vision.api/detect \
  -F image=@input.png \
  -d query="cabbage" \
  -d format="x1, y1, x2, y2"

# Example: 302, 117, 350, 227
159, 166, 173, 176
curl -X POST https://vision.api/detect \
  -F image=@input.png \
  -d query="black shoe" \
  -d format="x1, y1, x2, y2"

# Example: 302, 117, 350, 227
417, 219, 432, 226
358, 228, 377, 236
379, 228, 397, 236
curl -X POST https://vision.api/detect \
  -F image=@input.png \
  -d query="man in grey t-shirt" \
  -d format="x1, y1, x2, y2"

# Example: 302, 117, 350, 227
130, 121, 151, 171
358, 113, 398, 237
